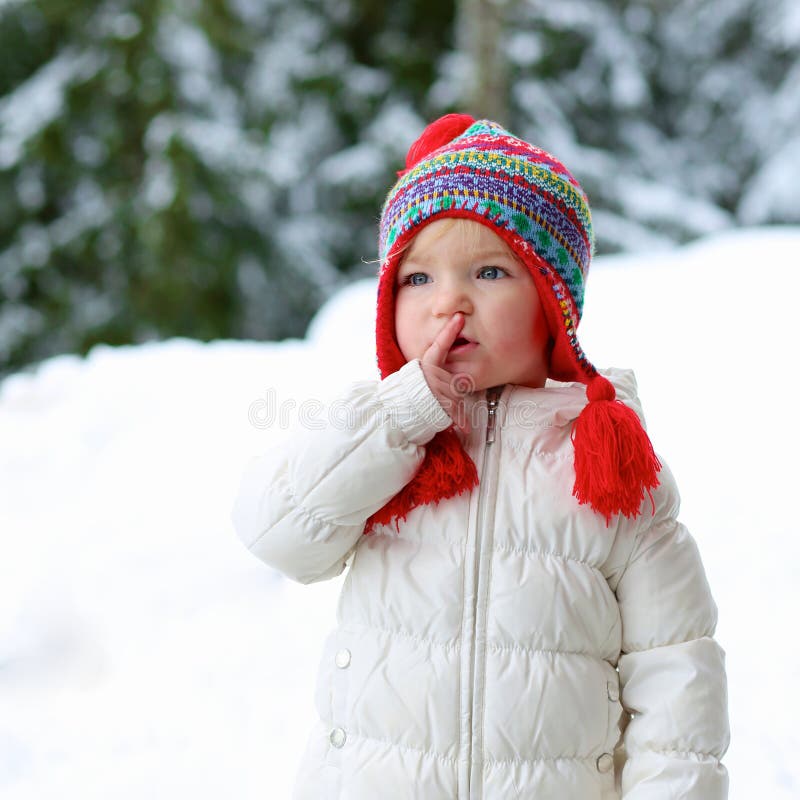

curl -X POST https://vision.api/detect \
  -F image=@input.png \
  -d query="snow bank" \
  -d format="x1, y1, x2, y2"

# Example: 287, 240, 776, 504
1, 227, 799, 798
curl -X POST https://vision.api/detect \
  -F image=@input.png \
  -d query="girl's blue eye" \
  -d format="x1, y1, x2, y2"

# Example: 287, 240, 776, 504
402, 273, 430, 286
400, 267, 508, 286
478, 266, 508, 279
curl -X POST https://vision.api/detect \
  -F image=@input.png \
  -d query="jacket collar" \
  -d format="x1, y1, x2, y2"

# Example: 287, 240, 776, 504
460, 367, 646, 436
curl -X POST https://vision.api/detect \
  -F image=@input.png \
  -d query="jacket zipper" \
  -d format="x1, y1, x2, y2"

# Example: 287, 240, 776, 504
466, 385, 502, 799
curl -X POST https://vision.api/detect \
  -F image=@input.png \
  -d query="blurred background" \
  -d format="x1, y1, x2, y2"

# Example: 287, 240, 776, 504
1, 0, 799, 379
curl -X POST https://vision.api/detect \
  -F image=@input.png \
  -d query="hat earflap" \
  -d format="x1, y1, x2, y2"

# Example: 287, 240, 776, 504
571, 375, 662, 524
364, 427, 478, 534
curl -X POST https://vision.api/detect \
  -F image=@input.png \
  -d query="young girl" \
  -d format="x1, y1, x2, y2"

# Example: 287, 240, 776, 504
231, 115, 730, 799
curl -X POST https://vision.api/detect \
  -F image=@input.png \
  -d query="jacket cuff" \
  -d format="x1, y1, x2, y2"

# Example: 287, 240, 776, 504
375, 358, 453, 445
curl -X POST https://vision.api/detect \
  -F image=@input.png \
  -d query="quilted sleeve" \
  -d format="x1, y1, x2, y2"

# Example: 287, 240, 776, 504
230, 358, 452, 584
615, 461, 730, 798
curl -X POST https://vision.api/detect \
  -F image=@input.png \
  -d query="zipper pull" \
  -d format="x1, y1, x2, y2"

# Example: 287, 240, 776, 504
485, 386, 502, 444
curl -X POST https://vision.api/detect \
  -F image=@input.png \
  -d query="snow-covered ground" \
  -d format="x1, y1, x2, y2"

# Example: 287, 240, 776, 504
1, 227, 799, 798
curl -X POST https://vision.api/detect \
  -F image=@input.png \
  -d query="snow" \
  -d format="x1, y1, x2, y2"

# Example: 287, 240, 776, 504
156, 14, 240, 123
0, 49, 103, 170
505, 0, 800, 250
0, 178, 111, 305
615, 177, 733, 234
2, 227, 799, 798
738, 137, 800, 223
318, 143, 386, 194
143, 113, 269, 178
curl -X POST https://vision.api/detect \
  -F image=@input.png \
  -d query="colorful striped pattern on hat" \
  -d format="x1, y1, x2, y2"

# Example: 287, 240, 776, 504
379, 119, 595, 319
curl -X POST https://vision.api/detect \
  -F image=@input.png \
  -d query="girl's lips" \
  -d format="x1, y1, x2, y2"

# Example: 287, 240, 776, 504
447, 340, 478, 356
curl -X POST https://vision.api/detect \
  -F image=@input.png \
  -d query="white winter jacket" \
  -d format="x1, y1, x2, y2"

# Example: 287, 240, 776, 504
231, 358, 730, 799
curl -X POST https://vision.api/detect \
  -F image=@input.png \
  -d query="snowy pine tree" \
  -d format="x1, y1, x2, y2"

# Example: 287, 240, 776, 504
0, 0, 456, 375
499, 0, 800, 251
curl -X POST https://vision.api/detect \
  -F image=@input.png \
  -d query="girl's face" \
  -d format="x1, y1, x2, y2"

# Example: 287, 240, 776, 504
394, 218, 551, 391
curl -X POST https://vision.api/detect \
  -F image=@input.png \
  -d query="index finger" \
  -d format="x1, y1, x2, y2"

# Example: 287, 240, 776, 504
421, 313, 464, 367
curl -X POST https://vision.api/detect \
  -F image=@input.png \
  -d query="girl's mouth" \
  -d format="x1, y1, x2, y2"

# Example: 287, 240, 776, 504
448, 337, 478, 355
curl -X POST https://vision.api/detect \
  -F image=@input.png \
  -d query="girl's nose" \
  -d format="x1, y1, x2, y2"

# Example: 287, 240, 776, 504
432, 280, 473, 317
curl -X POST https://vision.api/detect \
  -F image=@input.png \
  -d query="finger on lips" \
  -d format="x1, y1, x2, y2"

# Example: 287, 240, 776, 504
426, 313, 464, 364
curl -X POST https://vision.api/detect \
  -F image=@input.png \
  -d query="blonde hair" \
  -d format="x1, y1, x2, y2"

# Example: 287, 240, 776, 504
397, 218, 524, 267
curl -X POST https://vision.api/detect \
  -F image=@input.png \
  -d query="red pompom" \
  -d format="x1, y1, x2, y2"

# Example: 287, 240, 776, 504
403, 113, 476, 172
571, 378, 662, 524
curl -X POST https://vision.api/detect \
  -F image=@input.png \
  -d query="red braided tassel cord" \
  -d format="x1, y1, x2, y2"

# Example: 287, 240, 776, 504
364, 427, 478, 535
571, 376, 662, 524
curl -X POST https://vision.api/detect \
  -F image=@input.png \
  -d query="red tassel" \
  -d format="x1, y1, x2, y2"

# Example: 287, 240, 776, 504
571, 376, 662, 524
398, 113, 476, 177
364, 427, 478, 534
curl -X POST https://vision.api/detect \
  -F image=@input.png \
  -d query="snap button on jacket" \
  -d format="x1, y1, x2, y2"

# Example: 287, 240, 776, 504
231, 359, 730, 799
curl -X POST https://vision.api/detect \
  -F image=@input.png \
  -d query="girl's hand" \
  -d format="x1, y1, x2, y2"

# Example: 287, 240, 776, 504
419, 313, 473, 434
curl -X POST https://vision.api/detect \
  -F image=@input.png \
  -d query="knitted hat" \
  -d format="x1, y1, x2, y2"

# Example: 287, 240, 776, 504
365, 114, 660, 533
